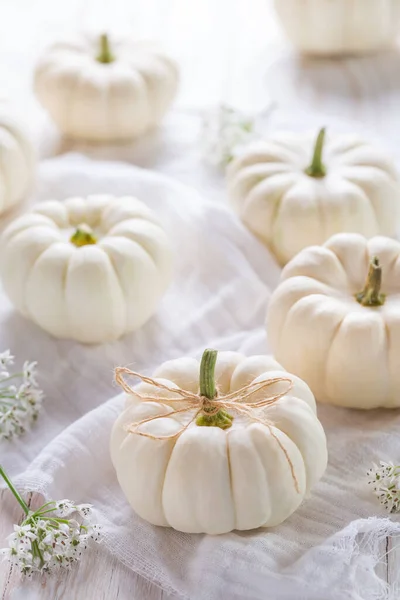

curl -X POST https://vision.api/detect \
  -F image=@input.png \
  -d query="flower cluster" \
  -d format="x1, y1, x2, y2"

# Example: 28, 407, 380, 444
0, 350, 43, 441
200, 104, 256, 168
0, 497, 101, 575
367, 461, 400, 513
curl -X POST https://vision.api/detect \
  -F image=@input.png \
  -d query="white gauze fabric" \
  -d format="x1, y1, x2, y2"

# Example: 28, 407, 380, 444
1, 154, 399, 600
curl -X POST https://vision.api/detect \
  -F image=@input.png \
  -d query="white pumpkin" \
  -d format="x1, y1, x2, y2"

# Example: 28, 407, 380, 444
34, 33, 179, 142
227, 128, 400, 266
0, 195, 173, 344
110, 349, 327, 534
267, 233, 400, 409
274, 0, 400, 56
0, 109, 35, 215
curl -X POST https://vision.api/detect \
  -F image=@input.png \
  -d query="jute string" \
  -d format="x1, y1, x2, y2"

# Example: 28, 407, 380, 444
114, 367, 299, 493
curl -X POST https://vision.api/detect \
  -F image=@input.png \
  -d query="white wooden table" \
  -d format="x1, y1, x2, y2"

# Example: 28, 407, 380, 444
2, 0, 400, 598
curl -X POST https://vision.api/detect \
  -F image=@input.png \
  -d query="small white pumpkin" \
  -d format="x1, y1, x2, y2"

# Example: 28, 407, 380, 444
274, 0, 400, 56
227, 128, 400, 266
267, 233, 400, 409
34, 33, 179, 142
110, 349, 327, 534
0, 195, 173, 343
0, 109, 35, 216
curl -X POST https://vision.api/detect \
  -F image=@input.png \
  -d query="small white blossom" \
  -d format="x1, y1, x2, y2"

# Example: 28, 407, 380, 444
200, 105, 256, 169
367, 461, 400, 513
0, 498, 101, 575
76, 504, 93, 518
0, 350, 14, 368
22, 362, 38, 387
55, 500, 77, 515
55, 500, 93, 519
0, 351, 43, 441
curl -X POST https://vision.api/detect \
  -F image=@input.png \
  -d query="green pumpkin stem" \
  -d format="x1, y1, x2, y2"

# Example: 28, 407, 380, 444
305, 127, 327, 178
196, 349, 233, 430
97, 33, 115, 64
356, 257, 386, 307
70, 225, 97, 248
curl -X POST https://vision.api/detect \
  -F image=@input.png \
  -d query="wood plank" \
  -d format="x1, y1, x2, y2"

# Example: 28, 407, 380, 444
0, 491, 36, 600
3, 551, 169, 600
386, 535, 400, 596
374, 536, 389, 590
0, 490, 169, 600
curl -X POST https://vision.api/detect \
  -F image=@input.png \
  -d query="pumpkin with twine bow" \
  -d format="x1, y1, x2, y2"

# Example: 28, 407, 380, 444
111, 350, 327, 534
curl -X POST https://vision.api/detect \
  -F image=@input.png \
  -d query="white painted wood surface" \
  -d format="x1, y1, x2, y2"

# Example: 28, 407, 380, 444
0, 491, 171, 600
2, 0, 400, 598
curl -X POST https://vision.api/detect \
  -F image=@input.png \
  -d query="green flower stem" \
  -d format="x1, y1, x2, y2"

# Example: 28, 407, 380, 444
0, 465, 29, 515
196, 349, 233, 430
356, 257, 386, 307
40, 517, 70, 524
70, 225, 97, 248
32, 539, 44, 567
96, 33, 115, 64
0, 373, 23, 385
305, 127, 327, 178
32, 500, 55, 513
33, 509, 59, 517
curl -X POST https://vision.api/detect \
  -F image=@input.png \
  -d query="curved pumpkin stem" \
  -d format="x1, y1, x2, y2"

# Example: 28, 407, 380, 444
70, 224, 97, 247
97, 33, 115, 64
305, 127, 326, 178
196, 349, 233, 430
356, 257, 386, 307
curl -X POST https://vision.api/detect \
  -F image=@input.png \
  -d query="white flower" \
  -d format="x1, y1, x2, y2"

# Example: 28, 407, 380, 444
0, 350, 14, 368
367, 461, 400, 513
55, 500, 93, 518
0, 351, 43, 441
0, 488, 101, 575
22, 361, 38, 387
76, 504, 93, 518
200, 105, 256, 169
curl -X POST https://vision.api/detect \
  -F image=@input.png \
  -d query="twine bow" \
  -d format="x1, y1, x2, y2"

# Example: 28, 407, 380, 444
114, 350, 299, 493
